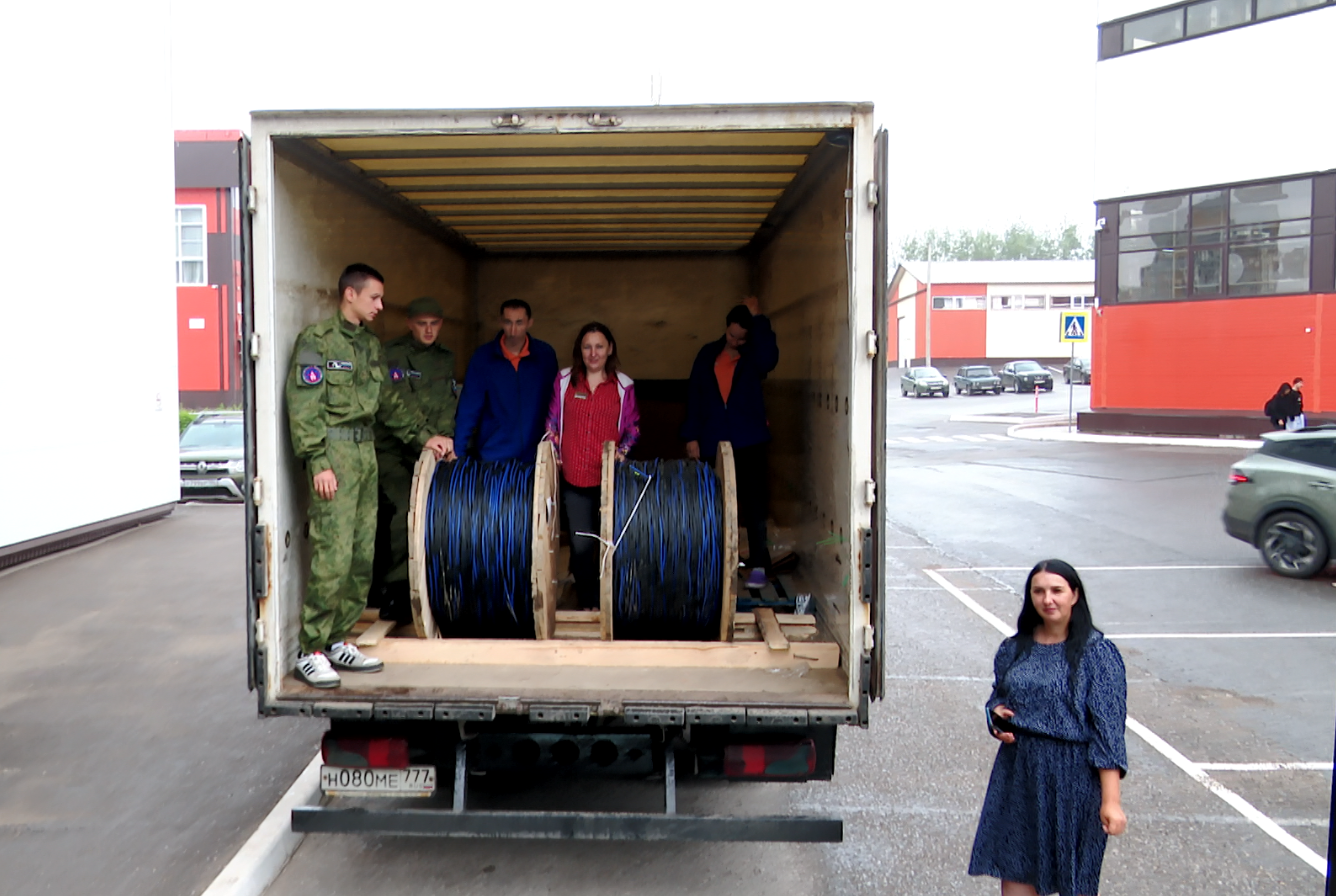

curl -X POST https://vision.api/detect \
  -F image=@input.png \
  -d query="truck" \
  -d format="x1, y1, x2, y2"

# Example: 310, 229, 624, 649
241, 103, 891, 840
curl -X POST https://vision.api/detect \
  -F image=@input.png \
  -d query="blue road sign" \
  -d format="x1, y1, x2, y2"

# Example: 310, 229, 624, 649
1060, 311, 1090, 343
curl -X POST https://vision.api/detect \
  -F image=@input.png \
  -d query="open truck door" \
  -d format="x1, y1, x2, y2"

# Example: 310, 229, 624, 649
867, 127, 889, 701
238, 133, 264, 696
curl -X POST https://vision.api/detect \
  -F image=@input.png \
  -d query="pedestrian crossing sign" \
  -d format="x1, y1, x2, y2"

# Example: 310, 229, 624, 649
1060, 311, 1090, 343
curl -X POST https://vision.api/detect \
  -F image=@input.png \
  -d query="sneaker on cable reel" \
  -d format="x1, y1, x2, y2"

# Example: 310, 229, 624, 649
326, 641, 385, 673
295, 651, 341, 689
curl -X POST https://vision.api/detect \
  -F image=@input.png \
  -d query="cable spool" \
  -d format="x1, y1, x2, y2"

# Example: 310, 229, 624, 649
407, 442, 559, 639
599, 441, 738, 642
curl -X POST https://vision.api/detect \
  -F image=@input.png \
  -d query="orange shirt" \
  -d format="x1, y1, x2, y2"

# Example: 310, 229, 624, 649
500, 334, 531, 371
714, 349, 740, 404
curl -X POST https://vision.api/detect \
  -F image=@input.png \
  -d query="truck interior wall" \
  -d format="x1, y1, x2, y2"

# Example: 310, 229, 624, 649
475, 254, 750, 458
753, 146, 855, 658
265, 153, 471, 669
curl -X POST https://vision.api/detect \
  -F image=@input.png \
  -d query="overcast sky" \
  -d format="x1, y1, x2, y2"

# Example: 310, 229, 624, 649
169, 0, 1096, 243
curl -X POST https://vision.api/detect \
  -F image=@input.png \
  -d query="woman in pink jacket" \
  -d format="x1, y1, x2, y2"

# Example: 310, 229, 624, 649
544, 322, 639, 609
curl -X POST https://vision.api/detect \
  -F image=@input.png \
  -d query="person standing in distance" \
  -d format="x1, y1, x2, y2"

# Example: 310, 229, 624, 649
286, 264, 452, 689
372, 296, 458, 624
682, 296, 779, 589
455, 299, 558, 462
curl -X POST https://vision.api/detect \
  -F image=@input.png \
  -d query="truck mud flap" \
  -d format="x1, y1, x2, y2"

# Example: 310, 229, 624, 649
291, 806, 842, 841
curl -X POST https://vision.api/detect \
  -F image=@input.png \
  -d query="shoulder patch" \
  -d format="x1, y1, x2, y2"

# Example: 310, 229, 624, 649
301, 365, 324, 386
296, 349, 324, 366
327, 359, 354, 371
390, 367, 405, 383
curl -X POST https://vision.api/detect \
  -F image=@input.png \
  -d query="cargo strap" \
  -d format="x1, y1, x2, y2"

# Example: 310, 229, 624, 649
327, 426, 375, 442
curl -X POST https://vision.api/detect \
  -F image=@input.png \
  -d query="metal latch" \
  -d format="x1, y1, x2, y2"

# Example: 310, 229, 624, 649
865, 330, 877, 358
587, 113, 623, 127
249, 333, 261, 360
866, 181, 878, 209
246, 185, 258, 215
863, 480, 876, 506
251, 476, 264, 507
491, 113, 526, 128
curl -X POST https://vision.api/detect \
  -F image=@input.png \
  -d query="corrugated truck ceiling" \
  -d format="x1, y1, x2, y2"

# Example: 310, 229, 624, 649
306, 129, 834, 254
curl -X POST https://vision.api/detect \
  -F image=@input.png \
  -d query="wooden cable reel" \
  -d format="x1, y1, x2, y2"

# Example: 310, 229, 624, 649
407, 440, 736, 641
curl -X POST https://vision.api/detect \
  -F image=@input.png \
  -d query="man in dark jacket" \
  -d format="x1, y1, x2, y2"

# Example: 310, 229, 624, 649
455, 299, 559, 462
682, 296, 779, 587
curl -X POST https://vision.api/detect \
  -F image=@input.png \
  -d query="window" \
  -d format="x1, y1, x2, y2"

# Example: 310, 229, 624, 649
175, 206, 206, 285
1021, 295, 1046, 309
991, 295, 1015, 309
1111, 176, 1320, 303
1050, 296, 1096, 309
931, 295, 986, 310
1101, 0, 1331, 58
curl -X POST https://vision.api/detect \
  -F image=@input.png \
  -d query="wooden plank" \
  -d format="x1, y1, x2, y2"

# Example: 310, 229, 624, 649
406, 448, 440, 638
556, 610, 601, 624
732, 622, 818, 642
531, 441, 559, 640
598, 441, 616, 641
753, 607, 789, 651
716, 441, 738, 642
359, 608, 381, 624
365, 637, 840, 670
355, 619, 396, 647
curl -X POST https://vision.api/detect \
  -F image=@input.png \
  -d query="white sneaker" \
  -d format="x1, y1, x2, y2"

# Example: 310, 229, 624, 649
296, 651, 341, 688
327, 641, 384, 673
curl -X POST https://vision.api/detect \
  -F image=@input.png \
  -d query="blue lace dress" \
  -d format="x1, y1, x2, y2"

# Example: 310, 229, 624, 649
968, 633, 1128, 896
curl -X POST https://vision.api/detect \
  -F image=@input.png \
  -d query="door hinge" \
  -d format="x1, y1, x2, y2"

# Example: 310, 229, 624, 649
249, 333, 261, 360
255, 618, 265, 645
865, 330, 877, 358
251, 475, 264, 507
252, 524, 269, 600
860, 528, 875, 603
246, 184, 258, 215
866, 180, 878, 209
587, 113, 623, 127
863, 479, 876, 506
491, 113, 526, 128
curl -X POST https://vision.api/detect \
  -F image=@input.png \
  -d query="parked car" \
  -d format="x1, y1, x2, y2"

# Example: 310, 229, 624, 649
1063, 357, 1091, 385
900, 366, 950, 398
954, 365, 1002, 395
1001, 360, 1054, 392
180, 411, 245, 501
1223, 426, 1336, 578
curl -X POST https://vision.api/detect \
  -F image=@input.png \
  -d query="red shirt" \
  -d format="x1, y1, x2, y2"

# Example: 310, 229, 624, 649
714, 349, 740, 404
560, 375, 622, 488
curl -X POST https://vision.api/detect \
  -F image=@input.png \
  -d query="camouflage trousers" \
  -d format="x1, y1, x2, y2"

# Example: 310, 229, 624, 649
376, 451, 414, 585
301, 439, 378, 653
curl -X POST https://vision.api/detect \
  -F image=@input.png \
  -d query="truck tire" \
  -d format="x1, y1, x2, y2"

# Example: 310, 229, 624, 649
1260, 511, 1330, 578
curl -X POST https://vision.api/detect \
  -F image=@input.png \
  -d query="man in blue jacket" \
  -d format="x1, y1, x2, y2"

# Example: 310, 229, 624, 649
682, 296, 779, 588
455, 299, 559, 462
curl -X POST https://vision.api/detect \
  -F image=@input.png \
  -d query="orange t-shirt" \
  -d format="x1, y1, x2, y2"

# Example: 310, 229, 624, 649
714, 349, 740, 404
500, 334, 531, 371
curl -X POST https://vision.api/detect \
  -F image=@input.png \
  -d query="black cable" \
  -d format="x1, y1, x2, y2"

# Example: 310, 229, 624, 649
610, 459, 724, 640
423, 458, 535, 638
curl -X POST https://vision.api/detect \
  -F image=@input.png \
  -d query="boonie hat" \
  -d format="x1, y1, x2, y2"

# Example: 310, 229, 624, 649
407, 296, 445, 319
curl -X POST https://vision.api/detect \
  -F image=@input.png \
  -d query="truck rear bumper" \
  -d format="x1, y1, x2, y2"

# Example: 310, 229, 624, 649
292, 806, 842, 841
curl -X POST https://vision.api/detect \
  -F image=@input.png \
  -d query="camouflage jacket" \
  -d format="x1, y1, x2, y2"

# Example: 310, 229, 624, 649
376, 332, 457, 455
285, 314, 430, 475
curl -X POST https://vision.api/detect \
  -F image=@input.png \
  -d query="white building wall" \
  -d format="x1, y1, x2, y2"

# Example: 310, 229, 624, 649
0, 3, 178, 548
895, 274, 918, 366
984, 282, 1095, 359
1095, 6, 1336, 199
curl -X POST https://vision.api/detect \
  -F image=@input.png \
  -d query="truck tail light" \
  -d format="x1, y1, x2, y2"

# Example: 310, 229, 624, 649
723, 739, 817, 779
1229, 472, 1251, 484
322, 734, 409, 769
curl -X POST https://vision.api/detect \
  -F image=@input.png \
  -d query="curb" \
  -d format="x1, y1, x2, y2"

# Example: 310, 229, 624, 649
200, 752, 322, 896
1006, 421, 1262, 449
950, 413, 1072, 425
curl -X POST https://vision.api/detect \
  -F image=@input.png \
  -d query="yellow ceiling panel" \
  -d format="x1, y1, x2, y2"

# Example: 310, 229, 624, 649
348, 154, 808, 173
382, 172, 794, 188
419, 201, 775, 213
319, 131, 825, 153
434, 213, 768, 225
402, 189, 786, 202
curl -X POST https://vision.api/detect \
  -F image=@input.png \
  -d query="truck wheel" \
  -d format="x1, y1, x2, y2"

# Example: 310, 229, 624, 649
1260, 511, 1330, 578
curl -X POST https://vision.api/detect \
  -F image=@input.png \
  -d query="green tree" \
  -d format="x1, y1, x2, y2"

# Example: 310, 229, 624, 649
899, 223, 1093, 262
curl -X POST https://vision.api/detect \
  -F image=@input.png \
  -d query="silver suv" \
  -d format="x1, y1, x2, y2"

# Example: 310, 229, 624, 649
179, 411, 245, 501
1223, 426, 1336, 578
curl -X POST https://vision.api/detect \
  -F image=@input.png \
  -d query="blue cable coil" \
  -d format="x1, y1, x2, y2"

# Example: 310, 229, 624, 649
423, 458, 535, 638
610, 459, 724, 640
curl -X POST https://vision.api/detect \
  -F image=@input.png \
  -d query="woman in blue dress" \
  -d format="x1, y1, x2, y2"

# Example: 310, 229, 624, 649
969, 559, 1128, 896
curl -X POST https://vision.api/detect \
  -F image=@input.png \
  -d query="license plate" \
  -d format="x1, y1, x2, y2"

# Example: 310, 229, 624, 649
320, 765, 436, 797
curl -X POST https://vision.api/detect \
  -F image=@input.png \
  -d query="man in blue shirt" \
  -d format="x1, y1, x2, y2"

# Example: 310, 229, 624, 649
682, 296, 779, 587
455, 299, 559, 461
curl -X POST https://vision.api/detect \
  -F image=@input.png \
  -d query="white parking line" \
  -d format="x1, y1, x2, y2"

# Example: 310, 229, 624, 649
898, 436, 928, 444
1196, 762, 1333, 772
954, 434, 989, 443
980, 433, 1013, 441
922, 567, 1328, 876
926, 436, 956, 443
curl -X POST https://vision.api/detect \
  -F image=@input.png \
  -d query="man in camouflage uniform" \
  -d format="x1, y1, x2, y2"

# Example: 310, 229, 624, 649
373, 295, 457, 623
286, 263, 452, 689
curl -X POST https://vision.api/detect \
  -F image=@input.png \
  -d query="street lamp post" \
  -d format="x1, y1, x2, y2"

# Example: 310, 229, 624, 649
924, 233, 933, 367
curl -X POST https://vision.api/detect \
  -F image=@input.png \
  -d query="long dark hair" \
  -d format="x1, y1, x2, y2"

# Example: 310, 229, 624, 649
571, 322, 619, 384
1014, 559, 1097, 697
